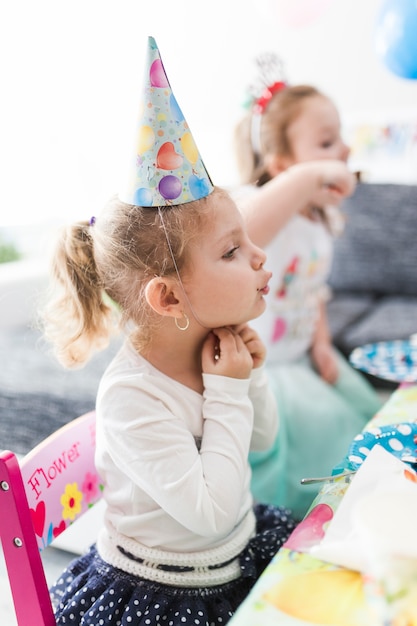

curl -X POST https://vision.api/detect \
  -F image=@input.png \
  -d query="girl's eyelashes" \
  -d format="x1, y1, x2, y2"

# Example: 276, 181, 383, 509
222, 245, 240, 259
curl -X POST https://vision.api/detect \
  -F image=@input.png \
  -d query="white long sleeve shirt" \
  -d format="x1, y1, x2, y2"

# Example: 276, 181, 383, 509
95, 340, 278, 561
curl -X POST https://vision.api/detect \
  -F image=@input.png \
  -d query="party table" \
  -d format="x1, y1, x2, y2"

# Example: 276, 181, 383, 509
230, 383, 417, 626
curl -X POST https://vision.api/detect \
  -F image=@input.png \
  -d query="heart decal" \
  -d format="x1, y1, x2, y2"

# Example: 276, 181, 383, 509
53, 520, 66, 539
30, 501, 46, 538
157, 142, 183, 170
272, 317, 286, 342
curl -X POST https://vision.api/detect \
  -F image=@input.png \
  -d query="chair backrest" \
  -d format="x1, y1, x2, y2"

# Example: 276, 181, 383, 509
0, 410, 101, 626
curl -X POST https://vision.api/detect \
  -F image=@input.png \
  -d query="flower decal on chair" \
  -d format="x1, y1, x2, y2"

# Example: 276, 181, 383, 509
60, 482, 83, 521
30, 470, 103, 549
82, 471, 100, 505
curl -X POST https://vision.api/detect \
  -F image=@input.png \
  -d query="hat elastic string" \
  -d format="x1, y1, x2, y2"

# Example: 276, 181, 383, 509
157, 207, 207, 329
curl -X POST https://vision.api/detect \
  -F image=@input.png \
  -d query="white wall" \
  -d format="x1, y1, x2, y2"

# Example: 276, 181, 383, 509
1, 0, 417, 230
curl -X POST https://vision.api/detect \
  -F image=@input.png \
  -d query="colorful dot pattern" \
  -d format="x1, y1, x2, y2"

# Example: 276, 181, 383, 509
348, 422, 417, 470
350, 339, 417, 383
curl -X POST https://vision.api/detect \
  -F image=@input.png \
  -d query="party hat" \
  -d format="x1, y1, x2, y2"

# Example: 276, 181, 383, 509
119, 36, 214, 207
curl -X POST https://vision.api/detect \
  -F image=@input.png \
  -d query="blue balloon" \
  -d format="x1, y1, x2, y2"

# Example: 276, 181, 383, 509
189, 174, 211, 200
374, 0, 417, 79
134, 187, 153, 206
170, 94, 185, 123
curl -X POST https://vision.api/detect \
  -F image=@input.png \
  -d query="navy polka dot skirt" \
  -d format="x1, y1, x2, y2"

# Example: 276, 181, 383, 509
51, 504, 295, 625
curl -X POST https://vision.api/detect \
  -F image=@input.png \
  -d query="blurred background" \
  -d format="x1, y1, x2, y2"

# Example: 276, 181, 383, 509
0, 0, 417, 254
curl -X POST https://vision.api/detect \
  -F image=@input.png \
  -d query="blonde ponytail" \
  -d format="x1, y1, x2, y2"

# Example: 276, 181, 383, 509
42, 221, 116, 368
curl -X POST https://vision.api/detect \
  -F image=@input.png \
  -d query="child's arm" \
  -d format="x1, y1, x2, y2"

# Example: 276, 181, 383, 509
102, 375, 256, 537
232, 323, 278, 451
310, 300, 338, 385
202, 324, 277, 452
238, 160, 356, 248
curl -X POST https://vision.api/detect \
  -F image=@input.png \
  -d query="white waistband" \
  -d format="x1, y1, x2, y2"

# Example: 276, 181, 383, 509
96, 509, 255, 587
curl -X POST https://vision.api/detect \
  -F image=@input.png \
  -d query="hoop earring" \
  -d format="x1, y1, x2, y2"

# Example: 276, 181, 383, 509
175, 313, 189, 331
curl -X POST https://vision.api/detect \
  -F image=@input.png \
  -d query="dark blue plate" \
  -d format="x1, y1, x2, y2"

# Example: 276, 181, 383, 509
348, 423, 417, 470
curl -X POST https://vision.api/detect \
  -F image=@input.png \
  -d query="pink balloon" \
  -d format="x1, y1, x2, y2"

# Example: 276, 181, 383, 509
273, 0, 335, 28
149, 59, 169, 88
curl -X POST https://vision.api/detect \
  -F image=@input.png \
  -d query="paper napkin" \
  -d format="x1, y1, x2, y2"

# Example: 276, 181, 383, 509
310, 445, 417, 572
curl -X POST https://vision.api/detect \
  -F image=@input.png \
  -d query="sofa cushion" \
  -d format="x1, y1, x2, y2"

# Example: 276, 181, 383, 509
329, 183, 417, 296
327, 292, 376, 340
333, 296, 417, 356
0, 325, 121, 454
0, 390, 96, 455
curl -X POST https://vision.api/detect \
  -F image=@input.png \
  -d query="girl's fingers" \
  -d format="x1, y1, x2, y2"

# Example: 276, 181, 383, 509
206, 327, 252, 378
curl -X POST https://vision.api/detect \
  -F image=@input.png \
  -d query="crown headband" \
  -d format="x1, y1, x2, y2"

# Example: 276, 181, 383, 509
251, 80, 287, 153
243, 52, 287, 156
243, 52, 287, 114
252, 80, 287, 114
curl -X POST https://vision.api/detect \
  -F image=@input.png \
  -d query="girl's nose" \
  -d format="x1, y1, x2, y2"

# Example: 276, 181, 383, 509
253, 244, 266, 269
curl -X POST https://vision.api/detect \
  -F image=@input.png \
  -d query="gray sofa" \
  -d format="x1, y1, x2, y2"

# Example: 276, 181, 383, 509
0, 326, 121, 454
327, 182, 417, 385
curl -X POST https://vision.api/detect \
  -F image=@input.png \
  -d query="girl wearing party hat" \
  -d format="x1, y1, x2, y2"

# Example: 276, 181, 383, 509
42, 37, 296, 625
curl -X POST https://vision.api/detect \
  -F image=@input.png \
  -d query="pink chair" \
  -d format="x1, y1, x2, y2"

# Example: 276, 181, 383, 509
0, 410, 102, 626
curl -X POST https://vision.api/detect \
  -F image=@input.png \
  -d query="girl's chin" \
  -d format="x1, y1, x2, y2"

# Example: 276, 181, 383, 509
219, 302, 266, 327
253, 300, 267, 318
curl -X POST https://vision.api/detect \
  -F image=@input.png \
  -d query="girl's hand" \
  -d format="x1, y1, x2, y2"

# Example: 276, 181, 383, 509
312, 160, 356, 208
232, 323, 266, 369
311, 341, 338, 384
201, 327, 253, 379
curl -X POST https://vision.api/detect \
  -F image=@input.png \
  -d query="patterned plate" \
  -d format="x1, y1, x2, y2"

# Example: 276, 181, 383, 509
350, 338, 417, 383
348, 423, 417, 470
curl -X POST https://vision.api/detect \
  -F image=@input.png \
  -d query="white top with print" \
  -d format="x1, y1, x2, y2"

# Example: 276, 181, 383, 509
251, 212, 333, 364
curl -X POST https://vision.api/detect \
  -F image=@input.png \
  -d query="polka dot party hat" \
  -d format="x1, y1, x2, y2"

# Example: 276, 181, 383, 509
119, 36, 214, 207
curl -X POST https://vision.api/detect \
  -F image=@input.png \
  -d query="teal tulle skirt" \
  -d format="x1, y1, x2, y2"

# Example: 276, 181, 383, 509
249, 350, 383, 521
